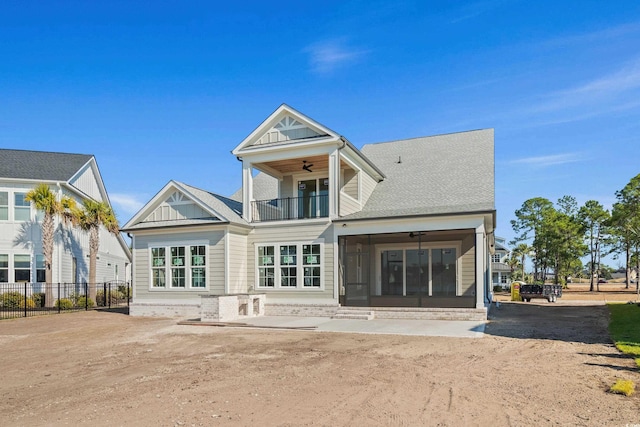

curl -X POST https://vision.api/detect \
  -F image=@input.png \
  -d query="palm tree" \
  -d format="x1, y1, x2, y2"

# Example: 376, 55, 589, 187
512, 243, 531, 283
76, 200, 119, 301
25, 184, 77, 307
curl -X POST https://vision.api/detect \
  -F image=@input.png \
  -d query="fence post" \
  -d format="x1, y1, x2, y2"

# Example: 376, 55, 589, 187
108, 282, 111, 309
127, 282, 130, 307
57, 283, 61, 313
103, 282, 107, 308
85, 282, 88, 310
24, 282, 27, 318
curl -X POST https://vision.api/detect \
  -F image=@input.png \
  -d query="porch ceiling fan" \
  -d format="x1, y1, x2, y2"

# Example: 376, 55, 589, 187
302, 160, 314, 172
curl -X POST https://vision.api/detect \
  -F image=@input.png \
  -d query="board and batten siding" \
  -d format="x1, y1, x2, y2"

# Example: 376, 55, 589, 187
69, 164, 103, 202
247, 222, 335, 302
132, 229, 225, 302
227, 231, 247, 294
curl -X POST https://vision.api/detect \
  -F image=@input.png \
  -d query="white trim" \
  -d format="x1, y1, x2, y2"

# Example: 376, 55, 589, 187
224, 231, 230, 294
147, 240, 209, 291
254, 240, 325, 291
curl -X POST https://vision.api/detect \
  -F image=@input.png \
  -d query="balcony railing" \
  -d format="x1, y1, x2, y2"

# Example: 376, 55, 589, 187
251, 195, 329, 222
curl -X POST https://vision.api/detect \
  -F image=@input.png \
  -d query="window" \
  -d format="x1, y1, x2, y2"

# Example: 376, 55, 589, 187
0, 192, 7, 221
190, 246, 206, 288
36, 255, 45, 282
14, 254, 30, 282
302, 244, 321, 287
170, 246, 186, 288
492, 253, 501, 263
14, 193, 30, 221
149, 244, 206, 290
280, 245, 297, 287
258, 246, 275, 288
256, 242, 322, 289
501, 275, 508, 284
151, 247, 166, 288
0, 254, 8, 282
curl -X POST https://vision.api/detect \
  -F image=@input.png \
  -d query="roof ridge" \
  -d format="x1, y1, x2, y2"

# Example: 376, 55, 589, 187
362, 128, 494, 148
0, 148, 93, 157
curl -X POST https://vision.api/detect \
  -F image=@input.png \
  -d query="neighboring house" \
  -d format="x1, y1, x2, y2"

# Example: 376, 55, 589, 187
122, 104, 496, 320
491, 236, 512, 290
0, 149, 131, 285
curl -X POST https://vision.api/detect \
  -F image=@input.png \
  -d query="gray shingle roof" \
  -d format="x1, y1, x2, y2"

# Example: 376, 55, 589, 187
0, 149, 93, 181
178, 182, 247, 226
230, 173, 279, 202
341, 129, 495, 220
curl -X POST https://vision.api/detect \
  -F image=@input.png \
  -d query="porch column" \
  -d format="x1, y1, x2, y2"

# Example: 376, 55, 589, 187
242, 159, 253, 222
328, 147, 339, 219
475, 225, 487, 308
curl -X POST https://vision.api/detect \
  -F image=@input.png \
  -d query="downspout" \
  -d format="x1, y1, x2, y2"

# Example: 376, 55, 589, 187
127, 233, 134, 301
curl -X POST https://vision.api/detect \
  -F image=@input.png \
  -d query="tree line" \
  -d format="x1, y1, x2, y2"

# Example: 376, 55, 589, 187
510, 173, 640, 292
25, 183, 119, 304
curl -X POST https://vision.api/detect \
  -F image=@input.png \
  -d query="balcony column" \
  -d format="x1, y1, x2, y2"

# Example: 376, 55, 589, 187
242, 159, 253, 222
328, 147, 339, 219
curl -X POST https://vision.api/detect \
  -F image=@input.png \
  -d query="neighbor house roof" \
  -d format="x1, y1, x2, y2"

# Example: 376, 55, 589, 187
341, 129, 495, 220
0, 149, 93, 182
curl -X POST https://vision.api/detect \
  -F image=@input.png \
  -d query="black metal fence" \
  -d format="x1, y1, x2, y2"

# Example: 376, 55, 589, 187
0, 281, 131, 319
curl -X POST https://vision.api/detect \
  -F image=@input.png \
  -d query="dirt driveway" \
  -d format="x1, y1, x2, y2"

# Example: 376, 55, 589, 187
1, 301, 639, 426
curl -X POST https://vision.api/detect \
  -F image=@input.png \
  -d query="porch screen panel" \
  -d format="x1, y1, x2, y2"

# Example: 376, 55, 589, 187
406, 249, 428, 296
381, 250, 403, 296
432, 248, 457, 296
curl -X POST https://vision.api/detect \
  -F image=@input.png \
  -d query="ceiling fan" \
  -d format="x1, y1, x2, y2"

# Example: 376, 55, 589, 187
302, 160, 314, 172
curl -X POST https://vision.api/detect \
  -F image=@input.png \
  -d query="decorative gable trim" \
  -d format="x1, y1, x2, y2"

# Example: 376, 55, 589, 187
232, 104, 341, 156
122, 181, 227, 230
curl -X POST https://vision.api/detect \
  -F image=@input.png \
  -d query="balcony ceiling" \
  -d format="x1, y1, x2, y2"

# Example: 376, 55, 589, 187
260, 156, 356, 175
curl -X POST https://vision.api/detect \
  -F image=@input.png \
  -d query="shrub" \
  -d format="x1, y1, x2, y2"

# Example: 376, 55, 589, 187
76, 296, 95, 308
493, 285, 503, 292
609, 379, 635, 396
96, 289, 124, 306
1, 291, 35, 309
31, 292, 45, 308
54, 298, 74, 310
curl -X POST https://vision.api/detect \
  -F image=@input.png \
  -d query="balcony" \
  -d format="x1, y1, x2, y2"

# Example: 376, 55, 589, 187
251, 195, 329, 222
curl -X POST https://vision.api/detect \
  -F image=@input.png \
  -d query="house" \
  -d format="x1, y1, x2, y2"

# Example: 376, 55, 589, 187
0, 149, 131, 286
122, 104, 496, 320
491, 236, 512, 290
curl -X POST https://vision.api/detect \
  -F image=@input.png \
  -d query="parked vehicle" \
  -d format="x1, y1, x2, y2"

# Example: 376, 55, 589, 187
520, 284, 562, 303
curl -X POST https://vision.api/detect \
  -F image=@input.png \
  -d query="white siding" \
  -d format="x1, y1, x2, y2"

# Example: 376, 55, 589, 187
227, 231, 247, 294
360, 172, 378, 206
247, 222, 335, 302
69, 164, 103, 202
339, 193, 360, 217
132, 229, 225, 302
144, 202, 211, 222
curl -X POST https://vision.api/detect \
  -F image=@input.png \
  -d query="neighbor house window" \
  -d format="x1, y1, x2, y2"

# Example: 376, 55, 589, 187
36, 255, 45, 282
14, 193, 30, 221
0, 192, 8, 221
256, 242, 323, 289
14, 254, 30, 282
492, 254, 501, 263
0, 254, 8, 282
149, 244, 207, 290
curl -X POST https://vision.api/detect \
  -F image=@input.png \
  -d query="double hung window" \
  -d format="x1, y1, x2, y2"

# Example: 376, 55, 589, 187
150, 244, 206, 290
0, 192, 8, 221
14, 254, 30, 282
0, 254, 8, 282
14, 193, 30, 222
257, 243, 322, 289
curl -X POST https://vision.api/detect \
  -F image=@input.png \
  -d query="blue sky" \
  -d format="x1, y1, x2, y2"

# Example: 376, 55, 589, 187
2, 1, 640, 265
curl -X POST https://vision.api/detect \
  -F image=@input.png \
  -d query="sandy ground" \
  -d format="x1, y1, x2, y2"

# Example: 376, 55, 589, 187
1, 287, 639, 426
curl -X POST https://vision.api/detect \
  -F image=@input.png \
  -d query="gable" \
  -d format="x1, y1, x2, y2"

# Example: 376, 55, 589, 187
232, 104, 340, 155
253, 115, 328, 147
69, 162, 104, 202
143, 191, 217, 223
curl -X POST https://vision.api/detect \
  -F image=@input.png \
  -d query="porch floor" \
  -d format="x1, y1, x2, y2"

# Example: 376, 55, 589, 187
197, 315, 486, 338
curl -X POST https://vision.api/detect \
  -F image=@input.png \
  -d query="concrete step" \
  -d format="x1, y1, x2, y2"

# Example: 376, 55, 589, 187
332, 309, 374, 320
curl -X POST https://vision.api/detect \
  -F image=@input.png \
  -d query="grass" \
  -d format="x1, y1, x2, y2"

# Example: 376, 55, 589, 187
607, 303, 640, 369
609, 379, 635, 396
